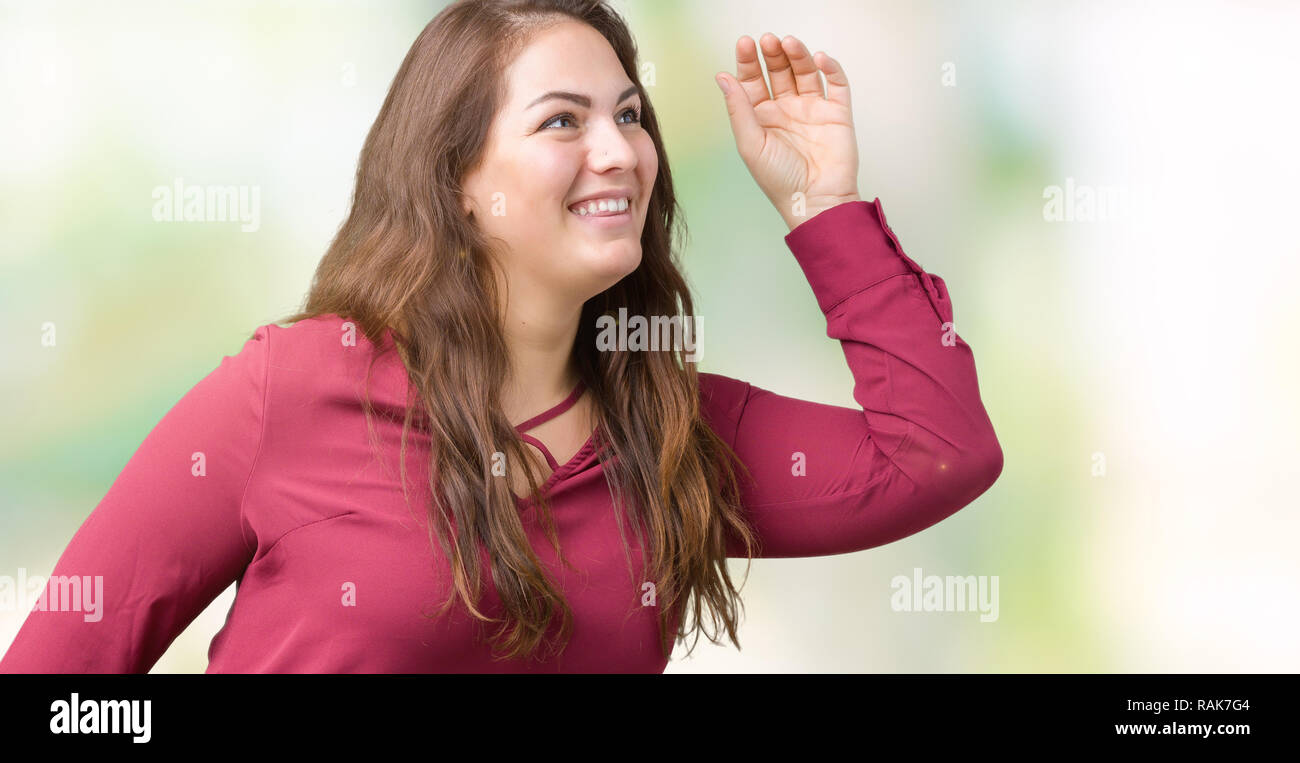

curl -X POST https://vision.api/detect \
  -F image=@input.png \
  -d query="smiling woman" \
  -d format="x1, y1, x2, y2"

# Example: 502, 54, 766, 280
458, 17, 657, 330
0, 0, 1002, 674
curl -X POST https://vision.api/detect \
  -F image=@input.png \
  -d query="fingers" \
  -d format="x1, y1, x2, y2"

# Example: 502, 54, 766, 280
714, 72, 764, 160
780, 36, 824, 98
758, 33, 798, 98
815, 51, 852, 110
738, 33, 844, 102
722, 32, 851, 145
734, 35, 771, 107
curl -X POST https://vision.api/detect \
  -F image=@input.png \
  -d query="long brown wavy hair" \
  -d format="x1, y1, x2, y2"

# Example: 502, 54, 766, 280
276, 0, 758, 663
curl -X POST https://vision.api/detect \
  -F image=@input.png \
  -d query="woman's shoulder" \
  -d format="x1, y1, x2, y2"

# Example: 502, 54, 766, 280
246, 313, 401, 400
697, 371, 753, 444
256, 312, 392, 365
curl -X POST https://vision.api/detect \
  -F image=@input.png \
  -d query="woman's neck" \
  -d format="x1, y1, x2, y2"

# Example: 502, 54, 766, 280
498, 300, 584, 425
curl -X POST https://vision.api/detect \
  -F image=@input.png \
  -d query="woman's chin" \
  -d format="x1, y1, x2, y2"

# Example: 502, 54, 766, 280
579, 240, 642, 279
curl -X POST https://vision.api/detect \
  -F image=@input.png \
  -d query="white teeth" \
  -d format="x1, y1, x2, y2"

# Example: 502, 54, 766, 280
569, 197, 631, 216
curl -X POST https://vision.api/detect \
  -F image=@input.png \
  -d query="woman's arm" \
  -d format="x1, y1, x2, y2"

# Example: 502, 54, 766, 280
0, 328, 268, 672
705, 34, 1002, 557
702, 197, 1002, 558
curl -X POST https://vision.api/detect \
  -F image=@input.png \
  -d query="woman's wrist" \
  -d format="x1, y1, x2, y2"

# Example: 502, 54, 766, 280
781, 192, 863, 232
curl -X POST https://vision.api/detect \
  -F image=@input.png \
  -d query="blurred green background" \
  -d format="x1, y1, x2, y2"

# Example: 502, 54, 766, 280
3, 0, 1297, 672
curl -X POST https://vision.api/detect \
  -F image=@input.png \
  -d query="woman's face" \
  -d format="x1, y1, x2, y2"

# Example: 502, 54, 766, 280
461, 20, 657, 303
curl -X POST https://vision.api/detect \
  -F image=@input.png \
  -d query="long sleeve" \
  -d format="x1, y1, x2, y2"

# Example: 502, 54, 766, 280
707, 198, 1003, 558
0, 327, 268, 673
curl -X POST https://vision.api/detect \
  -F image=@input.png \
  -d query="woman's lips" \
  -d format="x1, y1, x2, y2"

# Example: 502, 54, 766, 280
567, 197, 633, 228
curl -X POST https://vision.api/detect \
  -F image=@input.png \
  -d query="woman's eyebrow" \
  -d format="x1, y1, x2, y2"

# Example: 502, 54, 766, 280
526, 85, 639, 110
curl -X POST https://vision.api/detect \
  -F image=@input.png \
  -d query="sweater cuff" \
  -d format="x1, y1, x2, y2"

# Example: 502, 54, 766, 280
784, 198, 932, 315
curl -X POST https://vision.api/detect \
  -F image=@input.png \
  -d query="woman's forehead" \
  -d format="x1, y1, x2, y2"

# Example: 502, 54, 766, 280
502, 21, 628, 105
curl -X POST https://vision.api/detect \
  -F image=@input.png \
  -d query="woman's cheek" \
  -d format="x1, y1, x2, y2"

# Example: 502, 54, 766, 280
524, 148, 579, 210
636, 137, 658, 195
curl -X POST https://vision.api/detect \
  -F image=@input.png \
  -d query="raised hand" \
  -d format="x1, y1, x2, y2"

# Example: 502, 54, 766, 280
715, 33, 862, 231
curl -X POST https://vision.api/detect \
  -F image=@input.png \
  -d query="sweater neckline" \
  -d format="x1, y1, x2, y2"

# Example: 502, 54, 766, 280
373, 321, 600, 497
513, 379, 598, 490
514, 378, 585, 433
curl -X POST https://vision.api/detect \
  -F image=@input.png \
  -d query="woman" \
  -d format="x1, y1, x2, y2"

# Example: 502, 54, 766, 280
0, 0, 1002, 673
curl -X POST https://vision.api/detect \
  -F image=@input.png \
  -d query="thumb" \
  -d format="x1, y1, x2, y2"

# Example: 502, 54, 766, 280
715, 73, 763, 161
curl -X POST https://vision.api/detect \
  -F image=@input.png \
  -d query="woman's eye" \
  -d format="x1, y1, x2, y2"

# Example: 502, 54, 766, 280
541, 113, 578, 130
540, 106, 641, 131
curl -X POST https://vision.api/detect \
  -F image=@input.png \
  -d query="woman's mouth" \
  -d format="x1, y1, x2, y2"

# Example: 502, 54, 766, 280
567, 196, 633, 227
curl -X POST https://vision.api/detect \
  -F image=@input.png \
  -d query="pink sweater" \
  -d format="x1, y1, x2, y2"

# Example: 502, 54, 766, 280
0, 199, 1003, 673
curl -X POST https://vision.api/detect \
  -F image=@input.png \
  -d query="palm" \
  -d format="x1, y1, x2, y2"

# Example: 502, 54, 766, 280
717, 34, 861, 226
751, 94, 858, 206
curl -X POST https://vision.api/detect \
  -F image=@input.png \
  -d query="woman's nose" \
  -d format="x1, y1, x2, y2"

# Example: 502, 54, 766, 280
586, 119, 637, 172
